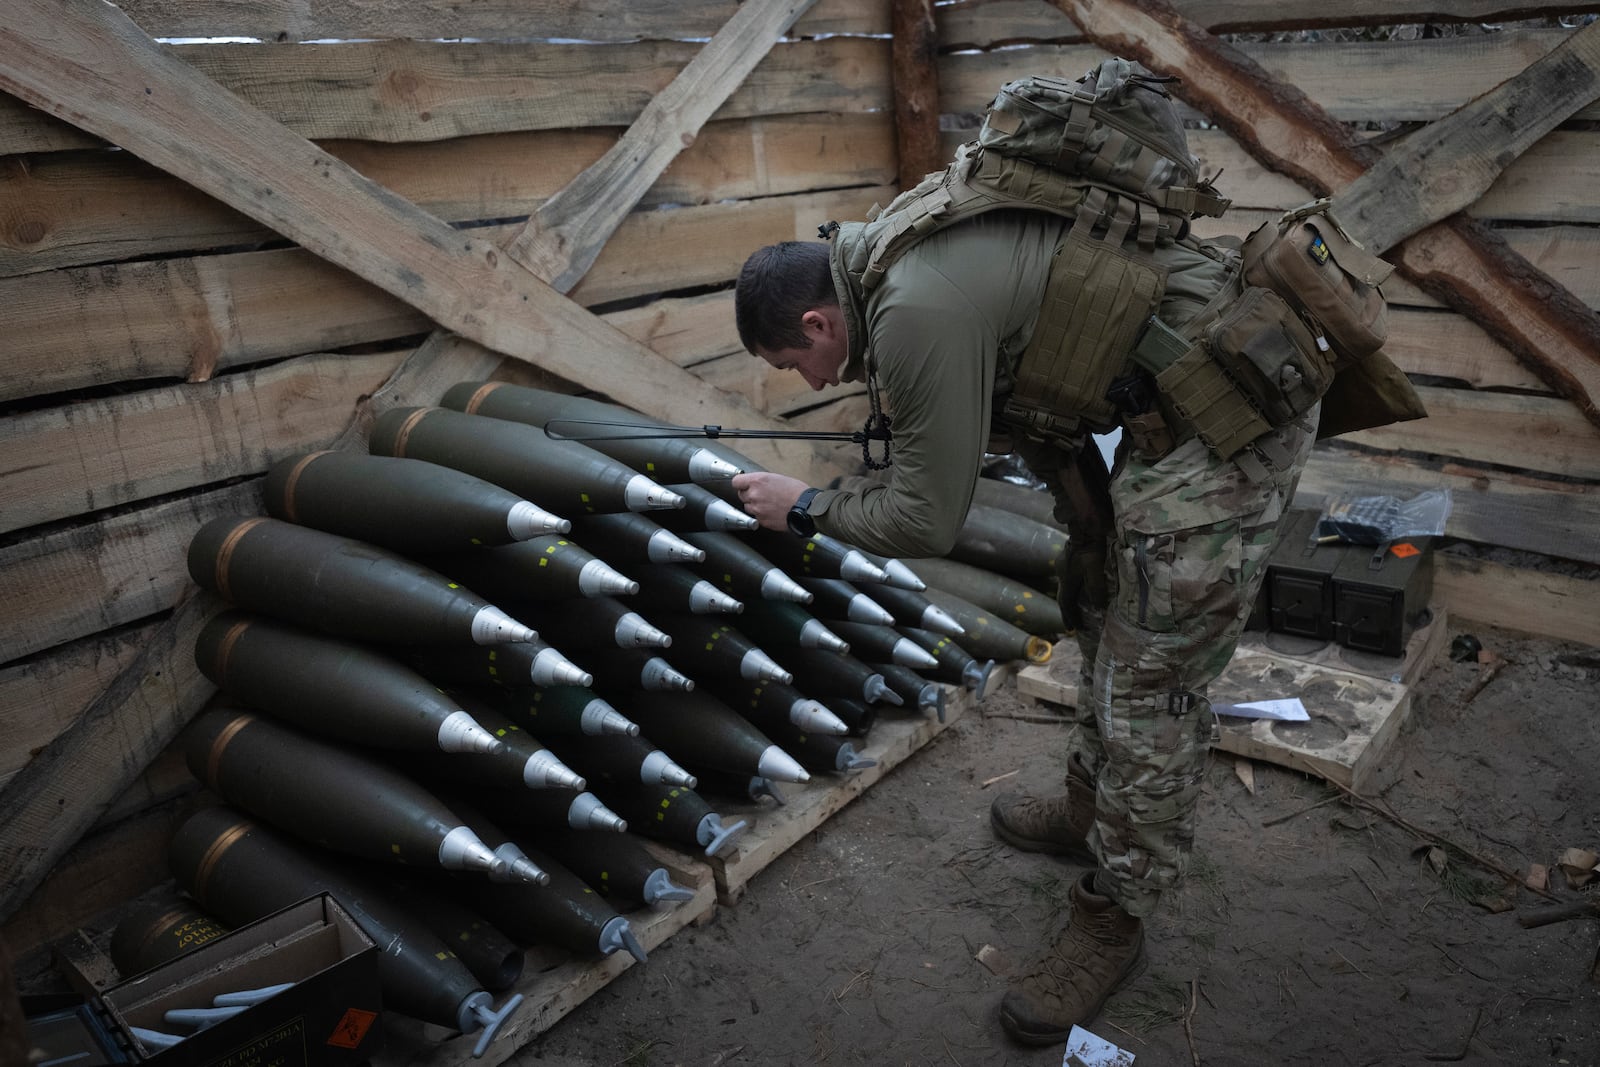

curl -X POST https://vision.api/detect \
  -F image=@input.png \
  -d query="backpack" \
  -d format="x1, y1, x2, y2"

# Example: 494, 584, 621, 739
975, 61, 1229, 233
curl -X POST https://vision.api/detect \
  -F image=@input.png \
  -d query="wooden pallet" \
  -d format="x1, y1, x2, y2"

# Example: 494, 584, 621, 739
706, 667, 1011, 904
1016, 615, 1443, 793
377, 670, 1012, 1064
378, 842, 717, 1067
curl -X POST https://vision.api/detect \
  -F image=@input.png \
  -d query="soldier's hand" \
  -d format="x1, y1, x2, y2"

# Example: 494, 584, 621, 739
732, 471, 808, 532
1057, 535, 1108, 632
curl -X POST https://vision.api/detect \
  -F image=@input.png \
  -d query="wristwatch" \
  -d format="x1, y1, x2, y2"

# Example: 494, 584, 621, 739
787, 487, 821, 537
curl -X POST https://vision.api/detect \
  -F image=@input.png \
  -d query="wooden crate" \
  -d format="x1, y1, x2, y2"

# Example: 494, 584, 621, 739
1016, 615, 1444, 793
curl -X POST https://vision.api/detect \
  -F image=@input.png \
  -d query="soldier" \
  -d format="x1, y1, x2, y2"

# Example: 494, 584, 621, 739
728, 213, 1320, 1045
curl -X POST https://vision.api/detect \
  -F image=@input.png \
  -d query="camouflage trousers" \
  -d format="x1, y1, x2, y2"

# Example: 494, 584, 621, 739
1019, 409, 1317, 917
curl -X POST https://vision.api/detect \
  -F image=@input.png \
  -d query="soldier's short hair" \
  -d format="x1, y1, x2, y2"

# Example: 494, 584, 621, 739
735, 241, 836, 355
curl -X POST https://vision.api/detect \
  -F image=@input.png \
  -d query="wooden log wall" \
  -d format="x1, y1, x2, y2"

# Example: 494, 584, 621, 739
2, 0, 1597, 958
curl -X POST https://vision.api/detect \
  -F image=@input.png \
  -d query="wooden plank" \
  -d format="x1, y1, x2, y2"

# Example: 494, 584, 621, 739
0, 37, 891, 156
0, 0, 837, 485
937, 1, 1600, 48
1210, 651, 1414, 793
1383, 308, 1545, 392
1296, 445, 1600, 566
98, 748, 196, 828
567, 186, 891, 308
0, 113, 895, 279
691, 348, 870, 419
940, 30, 1600, 122
604, 291, 745, 370
507, 0, 823, 293
376, 846, 719, 1067
0, 350, 406, 537
1020, 609, 1446, 704
2, 247, 430, 403
421, 0, 835, 492
2, 182, 888, 405
1007, 550, 1596, 652
0, 587, 218, 923
1317, 22, 1600, 419
790, 394, 876, 437
1344, 386, 1600, 480
0, 482, 258, 665
709, 669, 1012, 904
1, 802, 191, 956
0, 625, 150, 784
112, 0, 886, 45
1434, 555, 1600, 645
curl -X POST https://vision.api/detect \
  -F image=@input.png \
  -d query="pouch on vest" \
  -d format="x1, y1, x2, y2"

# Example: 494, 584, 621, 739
1242, 201, 1392, 364
1205, 286, 1334, 425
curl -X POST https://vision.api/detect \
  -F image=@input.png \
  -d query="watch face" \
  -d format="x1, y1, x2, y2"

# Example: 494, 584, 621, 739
787, 506, 816, 537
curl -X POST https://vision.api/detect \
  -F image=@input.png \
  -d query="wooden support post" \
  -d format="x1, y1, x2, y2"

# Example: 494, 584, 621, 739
1044, 0, 1600, 429
891, 0, 944, 190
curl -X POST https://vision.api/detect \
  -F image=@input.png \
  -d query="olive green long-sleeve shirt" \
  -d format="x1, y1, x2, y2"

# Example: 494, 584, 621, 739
806, 210, 1067, 558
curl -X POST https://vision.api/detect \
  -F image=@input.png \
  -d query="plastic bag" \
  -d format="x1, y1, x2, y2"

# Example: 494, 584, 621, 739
1316, 488, 1451, 544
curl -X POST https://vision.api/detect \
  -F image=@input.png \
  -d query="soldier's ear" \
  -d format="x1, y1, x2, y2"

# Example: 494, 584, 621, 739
801, 306, 842, 342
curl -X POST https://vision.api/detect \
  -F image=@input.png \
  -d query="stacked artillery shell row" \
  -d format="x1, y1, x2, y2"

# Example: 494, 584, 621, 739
145, 384, 1062, 1059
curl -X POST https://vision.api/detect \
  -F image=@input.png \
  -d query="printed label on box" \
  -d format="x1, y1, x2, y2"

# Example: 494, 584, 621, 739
326, 1008, 378, 1050
214, 1017, 306, 1067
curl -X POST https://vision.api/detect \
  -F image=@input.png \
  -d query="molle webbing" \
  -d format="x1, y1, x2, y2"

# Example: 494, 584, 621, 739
858, 149, 1189, 294
1005, 204, 1167, 436
1133, 316, 1271, 459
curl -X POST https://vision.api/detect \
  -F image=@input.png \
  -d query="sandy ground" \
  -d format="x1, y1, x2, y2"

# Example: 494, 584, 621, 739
519, 620, 1600, 1067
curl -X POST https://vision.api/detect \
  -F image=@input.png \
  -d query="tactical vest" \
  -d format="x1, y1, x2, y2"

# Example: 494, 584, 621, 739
828, 63, 1425, 463
835, 140, 1234, 445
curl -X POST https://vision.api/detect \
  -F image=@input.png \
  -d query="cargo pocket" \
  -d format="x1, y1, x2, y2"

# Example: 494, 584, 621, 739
1115, 530, 1177, 633
1112, 519, 1246, 636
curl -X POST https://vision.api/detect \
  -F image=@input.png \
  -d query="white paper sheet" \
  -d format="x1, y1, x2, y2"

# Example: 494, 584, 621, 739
1063, 1025, 1135, 1067
1212, 697, 1310, 722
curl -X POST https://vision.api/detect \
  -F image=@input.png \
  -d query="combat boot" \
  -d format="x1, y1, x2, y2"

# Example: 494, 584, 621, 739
999, 871, 1146, 1046
989, 752, 1096, 862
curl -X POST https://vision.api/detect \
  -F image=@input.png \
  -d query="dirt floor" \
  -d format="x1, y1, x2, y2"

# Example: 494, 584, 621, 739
519, 619, 1600, 1067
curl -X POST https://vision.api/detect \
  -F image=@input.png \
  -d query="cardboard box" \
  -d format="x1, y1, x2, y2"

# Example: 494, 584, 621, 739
99, 895, 382, 1067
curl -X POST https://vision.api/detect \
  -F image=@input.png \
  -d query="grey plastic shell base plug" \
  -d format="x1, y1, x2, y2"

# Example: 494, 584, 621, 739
643, 866, 697, 904
598, 915, 648, 963
457, 990, 525, 1058
696, 812, 749, 856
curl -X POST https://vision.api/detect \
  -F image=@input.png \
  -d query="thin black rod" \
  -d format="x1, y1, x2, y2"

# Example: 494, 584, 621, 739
543, 418, 885, 445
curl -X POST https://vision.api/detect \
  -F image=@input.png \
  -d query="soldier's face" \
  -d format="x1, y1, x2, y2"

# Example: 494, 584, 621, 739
760, 306, 847, 391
